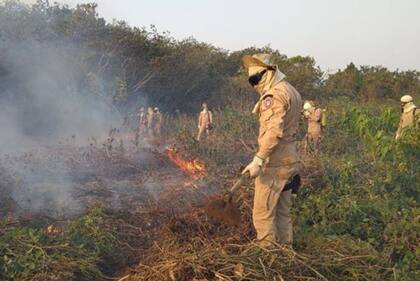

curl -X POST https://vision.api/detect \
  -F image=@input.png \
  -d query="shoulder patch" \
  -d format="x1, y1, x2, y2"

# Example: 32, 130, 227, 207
262, 96, 274, 110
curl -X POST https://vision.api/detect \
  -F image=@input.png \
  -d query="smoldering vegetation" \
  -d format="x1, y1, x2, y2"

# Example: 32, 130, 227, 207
0, 136, 195, 218
0, 0, 225, 217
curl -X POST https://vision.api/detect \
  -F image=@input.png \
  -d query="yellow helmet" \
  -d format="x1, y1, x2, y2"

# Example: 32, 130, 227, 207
303, 101, 313, 110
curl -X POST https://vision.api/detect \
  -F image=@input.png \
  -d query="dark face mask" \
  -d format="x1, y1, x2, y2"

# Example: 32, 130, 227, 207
248, 69, 267, 86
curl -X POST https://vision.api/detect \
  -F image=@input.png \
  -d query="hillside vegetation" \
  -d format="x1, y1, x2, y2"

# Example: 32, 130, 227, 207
1, 1, 419, 113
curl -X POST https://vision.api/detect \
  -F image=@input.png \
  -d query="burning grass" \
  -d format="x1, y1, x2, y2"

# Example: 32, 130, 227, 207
0, 137, 211, 280
164, 146, 206, 179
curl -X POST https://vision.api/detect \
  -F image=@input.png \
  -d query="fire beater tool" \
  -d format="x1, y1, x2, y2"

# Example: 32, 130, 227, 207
204, 172, 301, 226
204, 172, 250, 226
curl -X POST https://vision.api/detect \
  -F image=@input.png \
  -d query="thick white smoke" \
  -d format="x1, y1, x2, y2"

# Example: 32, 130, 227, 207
0, 39, 122, 152
0, 36, 123, 217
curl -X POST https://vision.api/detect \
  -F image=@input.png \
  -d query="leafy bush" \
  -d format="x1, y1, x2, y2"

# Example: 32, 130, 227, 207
0, 204, 139, 281
295, 101, 419, 280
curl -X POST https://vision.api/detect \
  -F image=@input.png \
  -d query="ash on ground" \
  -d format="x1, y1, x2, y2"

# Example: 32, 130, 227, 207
0, 137, 214, 221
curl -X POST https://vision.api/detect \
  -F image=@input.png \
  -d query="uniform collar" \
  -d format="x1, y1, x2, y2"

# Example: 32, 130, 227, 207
251, 68, 285, 114
403, 102, 416, 113
254, 66, 285, 95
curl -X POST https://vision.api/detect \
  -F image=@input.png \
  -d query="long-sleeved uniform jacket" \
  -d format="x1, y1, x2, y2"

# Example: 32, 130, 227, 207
256, 80, 302, 168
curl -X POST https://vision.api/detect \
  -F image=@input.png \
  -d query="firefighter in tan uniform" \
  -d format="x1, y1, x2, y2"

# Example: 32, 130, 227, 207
134, 107, 147, 147
303, 101, 322, 154
197, 103, 213, 141
146, 107, 155, 138
153, 107, 162, 138
242, 54, 302, 246
137, 107, 147, 134
395, 95, 419, 140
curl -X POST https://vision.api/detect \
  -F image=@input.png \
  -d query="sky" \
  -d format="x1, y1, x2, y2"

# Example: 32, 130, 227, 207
23, 0, 420, 71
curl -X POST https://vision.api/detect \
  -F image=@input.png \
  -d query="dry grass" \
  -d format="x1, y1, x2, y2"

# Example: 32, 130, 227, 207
126, 204, 391, 281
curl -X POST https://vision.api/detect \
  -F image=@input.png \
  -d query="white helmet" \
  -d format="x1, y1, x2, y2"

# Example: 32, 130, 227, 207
400, 95, 413, 103
303, 101, 313, 110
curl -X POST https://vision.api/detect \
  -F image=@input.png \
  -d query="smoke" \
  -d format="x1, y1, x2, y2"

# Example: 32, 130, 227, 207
0, 39, 122, 152
0, 21, 122, 217
2, 150, 84, 218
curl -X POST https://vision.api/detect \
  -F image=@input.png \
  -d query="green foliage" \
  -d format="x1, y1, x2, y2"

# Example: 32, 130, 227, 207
3, 1, 417, 115
324, 64, 420, 102
0, 1, 325, 114
324, 63, 363, 98
342, 106, 398, 160
0, 204, 133, 281
295, 101, 419, 280
68, 204, 117, 257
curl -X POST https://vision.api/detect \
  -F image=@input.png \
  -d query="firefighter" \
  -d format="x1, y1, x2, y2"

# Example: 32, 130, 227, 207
153, 107, 162, 138
241, 54, 302, 246
146, 107, 155, 138
395, 95, 419, 140
135, 107, 147, 147
302, 101, 322, 154
137, 107, 147, 134
197, 102, 213, 141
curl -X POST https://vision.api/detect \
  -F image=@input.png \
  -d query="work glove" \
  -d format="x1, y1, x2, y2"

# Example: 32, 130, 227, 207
242, 155, 264, 179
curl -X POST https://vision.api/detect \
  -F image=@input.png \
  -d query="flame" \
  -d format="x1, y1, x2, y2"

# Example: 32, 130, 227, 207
47, 225, 54, 234
164, 147, 205, 178
47, 224, 61, 235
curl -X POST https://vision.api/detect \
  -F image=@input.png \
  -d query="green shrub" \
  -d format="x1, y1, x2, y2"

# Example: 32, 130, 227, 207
0, 204, 132, 281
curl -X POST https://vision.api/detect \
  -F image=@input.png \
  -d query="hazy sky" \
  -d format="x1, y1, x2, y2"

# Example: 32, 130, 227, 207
24, 0, 420, 71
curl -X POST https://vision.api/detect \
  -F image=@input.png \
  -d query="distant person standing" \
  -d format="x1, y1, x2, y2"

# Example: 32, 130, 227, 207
153, 107, 162, 138
303, 101, 322, 154
135, 107, 147, 148
146, 107, 155, 138
197, 103, 213, 141
395, 95, 419, 140
137, 107, 147, 135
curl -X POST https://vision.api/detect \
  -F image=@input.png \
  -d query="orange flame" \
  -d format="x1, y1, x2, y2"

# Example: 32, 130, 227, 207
164, 147, 205, 178
47, 224, 61, 235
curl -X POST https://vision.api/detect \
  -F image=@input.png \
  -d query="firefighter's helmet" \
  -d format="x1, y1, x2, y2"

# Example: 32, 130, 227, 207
400, 95, 413, 103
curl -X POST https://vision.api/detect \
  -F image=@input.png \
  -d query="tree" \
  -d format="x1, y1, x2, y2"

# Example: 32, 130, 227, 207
359, 66, 394, 101
323, 63, 362, 98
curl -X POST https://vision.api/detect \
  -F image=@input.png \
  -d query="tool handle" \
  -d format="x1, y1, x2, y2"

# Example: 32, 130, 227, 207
228, 172, 250, 202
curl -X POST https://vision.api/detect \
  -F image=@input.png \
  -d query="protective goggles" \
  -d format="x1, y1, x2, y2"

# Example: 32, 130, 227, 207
248, 69, 267, 86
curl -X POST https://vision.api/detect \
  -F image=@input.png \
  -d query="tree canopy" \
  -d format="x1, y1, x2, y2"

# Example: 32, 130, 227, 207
0, 0, 418, 114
